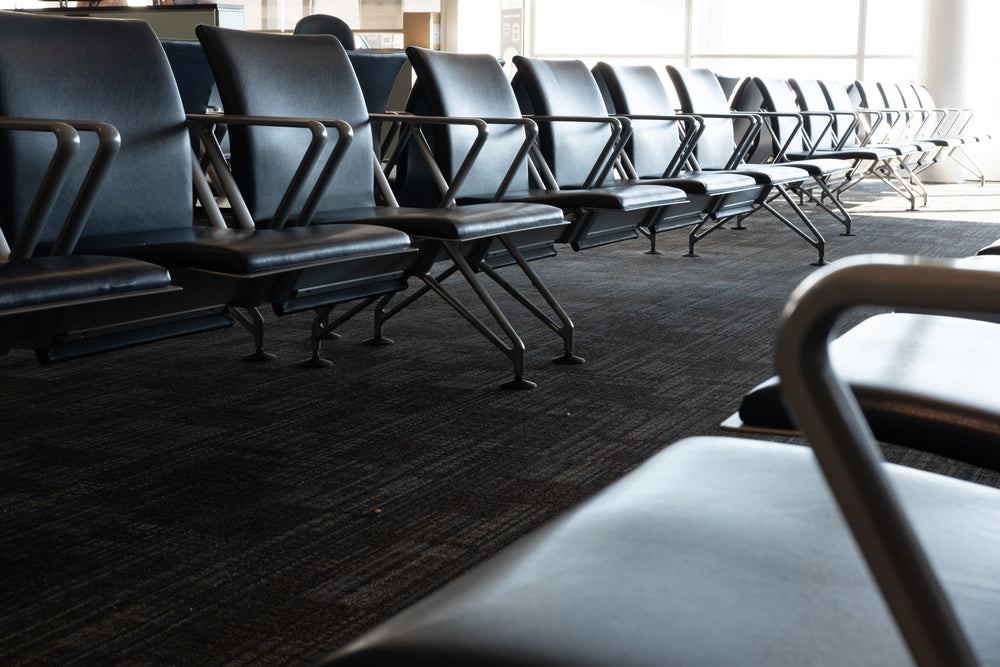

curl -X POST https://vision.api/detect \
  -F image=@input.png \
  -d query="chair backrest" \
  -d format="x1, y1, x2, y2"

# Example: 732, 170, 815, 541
293, 14, 355, 49
400, 47, 532, 206
196, 26, 376, 222
591, 62, 687, 179
666, 66, 737, 169
898, 84, 924, 110
0, 12, 195, 245
790, 78, 842, 150
752, 77, 808, 156
510, 56, 616, 187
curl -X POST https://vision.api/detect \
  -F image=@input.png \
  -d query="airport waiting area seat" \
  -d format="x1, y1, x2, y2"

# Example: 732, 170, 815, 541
293, 13, 356, 48
818, 79, 930, 209
590, 61, 764, 255
665, 66, 827, 264
731, 77, 856, 234
395, 47, 691, 255
322, 255, 1000, 667
509, 56, 762, 255
886, 81, 989, 186
0, 117, 175, 356
0, 11, 417, 365
196, 26, 576, 388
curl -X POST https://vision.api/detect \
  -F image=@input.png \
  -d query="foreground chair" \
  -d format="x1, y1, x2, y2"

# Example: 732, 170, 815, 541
0, 11, 416, 364
196, 26, 575, 388
323, 254, 1000, 666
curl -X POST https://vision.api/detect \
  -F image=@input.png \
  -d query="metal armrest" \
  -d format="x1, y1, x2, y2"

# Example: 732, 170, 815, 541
0, 117, 120, 259
612, 113, 705, 179
685, 111, 763, 170
372, 112, 537, 208
776, 254, 998, 667
187, 112, 352, 230
523, 113, 627, 188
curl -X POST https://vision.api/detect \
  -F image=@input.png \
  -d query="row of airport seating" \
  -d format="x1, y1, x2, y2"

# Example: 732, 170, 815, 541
3, 11, 999, 665
0, 11, 860, 388
0, 12, 992, 390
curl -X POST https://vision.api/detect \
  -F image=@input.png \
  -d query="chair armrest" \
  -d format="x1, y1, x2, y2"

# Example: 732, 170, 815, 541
0, 117, 120, 259
187, 113, 352, 230
684, 111, 763, 170
776, 254, 995, 667
612, 113, 705, 179
372, 112, 536, 208
523, 113, 628, 188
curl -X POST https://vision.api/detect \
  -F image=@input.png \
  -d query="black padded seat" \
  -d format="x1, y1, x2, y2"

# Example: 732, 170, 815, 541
787, 145, 900, 162
0, 255, 170, 313
398, 47, 689, 252
197, 26, 579, 386
311, 203, 567, 242
511, 57, 762, 254
75, 224, 412, 276
666, 66, 828, 262
487, 184, 687, 212
733, 311, 1000, 470
325, 436, 1000, 666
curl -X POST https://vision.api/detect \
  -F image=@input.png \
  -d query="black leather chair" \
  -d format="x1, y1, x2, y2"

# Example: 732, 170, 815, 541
886, 81, 987, 186
0, 117, 174, 357
395, 47, 690, 254
321, 255, 1000, 666
730, 77, 856, 235
510, 56, 762, 256
293, 13, 356, 49
589, 62, 766, 253
0, 11, 415, 364
815, 79, 929, 210
196, 26, 577, 388
665, 66, 829, 264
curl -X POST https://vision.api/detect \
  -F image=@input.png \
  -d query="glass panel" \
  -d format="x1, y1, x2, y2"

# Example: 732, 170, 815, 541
691, 57, 858, 83
865, 0, 923, 56
862, 57, 919, 83
533, 0, 685, 57
692, 0, 860, 56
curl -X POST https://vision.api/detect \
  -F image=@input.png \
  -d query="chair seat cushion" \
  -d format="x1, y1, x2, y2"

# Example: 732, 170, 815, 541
314, 203, 567, 242
805, 146, 899, 161
640, 170, 760, 196
76, 224, 413, 275
325, 436, 1000, 667
0, 255, 171, 312
782, 157, 854, 176
727, 163, 809, 185
738, 312, 1000, 469
500, 183, 689, 212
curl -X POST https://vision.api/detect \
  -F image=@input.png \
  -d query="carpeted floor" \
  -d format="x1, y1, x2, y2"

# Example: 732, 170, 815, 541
3, 181, 1000, 665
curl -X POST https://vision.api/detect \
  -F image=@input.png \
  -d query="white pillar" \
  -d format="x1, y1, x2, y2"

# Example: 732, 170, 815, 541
919, 0, 969, 182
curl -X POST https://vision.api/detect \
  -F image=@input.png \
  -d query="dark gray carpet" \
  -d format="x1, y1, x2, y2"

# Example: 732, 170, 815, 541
3, 181, 1000, 665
